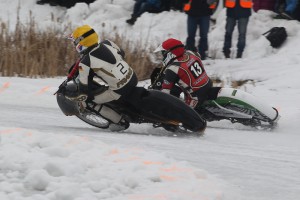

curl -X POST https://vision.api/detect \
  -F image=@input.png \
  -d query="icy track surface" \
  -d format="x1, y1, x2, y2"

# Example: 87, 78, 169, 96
0, 77, 299, 200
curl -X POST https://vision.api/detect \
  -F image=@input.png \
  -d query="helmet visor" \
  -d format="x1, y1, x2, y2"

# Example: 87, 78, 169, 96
162, 52, 175, 67
67, 34, 87, 53
154, 44, 164, 53
154, 44, 169, 65
67, 33, 77, 46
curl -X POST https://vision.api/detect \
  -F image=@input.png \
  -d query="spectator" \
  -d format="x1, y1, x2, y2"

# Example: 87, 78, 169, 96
253, 0, 276, 12
274, 0, 286, 12
36, 0, 95, 8
275, 0, 299, 19
126, 0, 161, 25
171, 0, 185, 10
223, 0, 253, 59
295, 1, 300, 20
184, 0, 217, 60
160, 0, 171, 11
156, 0, 185, 11
36, 0, 59, 6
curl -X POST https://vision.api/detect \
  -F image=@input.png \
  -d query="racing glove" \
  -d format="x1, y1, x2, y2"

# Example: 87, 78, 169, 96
64, 82, 89, 102
184, 92, 199, 108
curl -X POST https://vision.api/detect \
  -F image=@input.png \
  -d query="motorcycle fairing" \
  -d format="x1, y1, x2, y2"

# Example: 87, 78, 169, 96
57, 93, 80, 116
201, 88, 279, 122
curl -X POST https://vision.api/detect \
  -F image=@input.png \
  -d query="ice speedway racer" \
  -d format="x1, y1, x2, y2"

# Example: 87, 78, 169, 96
55, 63, 207, 136
149, 66, 280, 130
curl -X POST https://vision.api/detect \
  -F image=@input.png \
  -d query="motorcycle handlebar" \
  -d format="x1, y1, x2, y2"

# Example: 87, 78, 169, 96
54, 58, 81, 95
67, 59, 80, 80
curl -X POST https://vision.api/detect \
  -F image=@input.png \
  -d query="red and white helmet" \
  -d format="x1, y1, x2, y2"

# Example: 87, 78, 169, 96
154, 38, 185, 66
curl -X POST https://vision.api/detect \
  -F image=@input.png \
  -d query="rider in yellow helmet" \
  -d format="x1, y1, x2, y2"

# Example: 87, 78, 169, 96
66, 25, 138, 131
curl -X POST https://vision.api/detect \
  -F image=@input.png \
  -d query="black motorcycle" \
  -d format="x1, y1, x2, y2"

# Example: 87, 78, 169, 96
55, 64, 207, 135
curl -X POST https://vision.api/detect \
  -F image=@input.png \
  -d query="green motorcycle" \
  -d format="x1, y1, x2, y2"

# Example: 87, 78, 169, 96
149, 67, 280, 130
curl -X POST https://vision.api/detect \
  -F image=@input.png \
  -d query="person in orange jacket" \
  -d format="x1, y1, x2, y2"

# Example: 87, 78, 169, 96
223, 0, 253, 59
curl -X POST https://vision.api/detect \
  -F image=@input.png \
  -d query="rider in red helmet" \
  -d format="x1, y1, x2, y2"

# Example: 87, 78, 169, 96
154, 38, 213, 108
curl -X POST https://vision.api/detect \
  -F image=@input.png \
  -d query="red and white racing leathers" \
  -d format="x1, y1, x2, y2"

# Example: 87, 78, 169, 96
161, 50, 212, 108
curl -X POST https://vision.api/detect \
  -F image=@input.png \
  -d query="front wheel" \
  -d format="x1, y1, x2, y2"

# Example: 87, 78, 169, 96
76, 103, 110, 129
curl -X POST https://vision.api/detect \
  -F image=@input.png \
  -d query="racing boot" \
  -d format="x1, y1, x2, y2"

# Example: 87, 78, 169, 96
109, 118, 130, 132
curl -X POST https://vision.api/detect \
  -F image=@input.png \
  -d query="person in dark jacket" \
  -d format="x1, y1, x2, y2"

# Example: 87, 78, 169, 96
283, 0, 299, 19
126, 0, 161, 25
184, 0, 216, 60
295, 1, 300, 20
275, 0, 299, 20
223, 0, 253, 59
36, 0, 95, 8
253, 0, 276, 12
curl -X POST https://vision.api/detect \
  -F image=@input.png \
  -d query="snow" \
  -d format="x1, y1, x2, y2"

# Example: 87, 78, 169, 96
1, 1, 300, 200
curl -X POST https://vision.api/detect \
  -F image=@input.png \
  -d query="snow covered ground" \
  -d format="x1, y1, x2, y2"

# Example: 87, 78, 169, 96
1, 1, 300, 200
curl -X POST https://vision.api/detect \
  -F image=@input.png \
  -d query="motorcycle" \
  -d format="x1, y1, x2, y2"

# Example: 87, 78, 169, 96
149, 67, 280, 130
54, 63, 207, 135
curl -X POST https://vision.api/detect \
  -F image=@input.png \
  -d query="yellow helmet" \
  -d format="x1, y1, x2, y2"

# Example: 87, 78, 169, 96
69, 25, 99, 54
